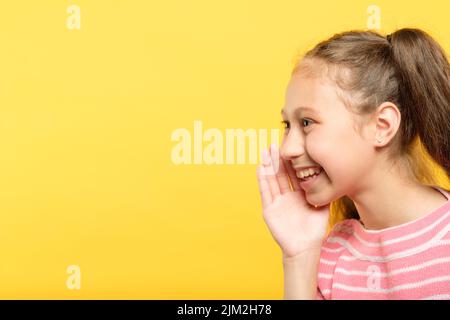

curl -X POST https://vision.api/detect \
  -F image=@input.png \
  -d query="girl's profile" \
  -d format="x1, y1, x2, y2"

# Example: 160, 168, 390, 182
257, 28, 450, 300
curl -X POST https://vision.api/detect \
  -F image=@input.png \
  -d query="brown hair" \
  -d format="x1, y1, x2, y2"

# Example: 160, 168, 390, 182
291, 28, 450, 227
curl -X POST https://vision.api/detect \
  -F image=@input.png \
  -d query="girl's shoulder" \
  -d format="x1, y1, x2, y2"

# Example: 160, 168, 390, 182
320, 219, 357, 251
327, 219, 358, 238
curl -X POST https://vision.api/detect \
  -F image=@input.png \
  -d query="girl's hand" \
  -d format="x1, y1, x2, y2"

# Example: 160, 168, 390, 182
256, 144, 330, 258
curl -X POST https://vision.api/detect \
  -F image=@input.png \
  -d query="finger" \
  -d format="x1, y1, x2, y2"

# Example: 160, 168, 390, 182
262, 148, 281, 198
283, 158, 301, 191
257, 164, 272, 208
270, 144, 291, 194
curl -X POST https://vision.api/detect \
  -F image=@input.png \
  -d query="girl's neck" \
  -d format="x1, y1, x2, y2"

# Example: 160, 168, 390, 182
348, 164, 447, 231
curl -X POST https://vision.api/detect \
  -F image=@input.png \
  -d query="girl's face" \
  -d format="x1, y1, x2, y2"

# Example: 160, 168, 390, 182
280, 72, 377, 206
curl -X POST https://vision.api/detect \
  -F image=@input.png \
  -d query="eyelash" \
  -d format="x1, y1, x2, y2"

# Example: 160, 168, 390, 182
281, 118, 313, 130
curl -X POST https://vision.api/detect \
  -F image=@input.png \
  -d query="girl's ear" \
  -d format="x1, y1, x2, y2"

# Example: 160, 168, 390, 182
372, 102, 401, 147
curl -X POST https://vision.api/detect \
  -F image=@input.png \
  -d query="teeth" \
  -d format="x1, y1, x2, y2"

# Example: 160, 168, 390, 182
296, 167, 321, 179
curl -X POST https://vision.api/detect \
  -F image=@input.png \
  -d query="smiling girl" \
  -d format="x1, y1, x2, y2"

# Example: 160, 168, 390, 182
257, 28, 450, 299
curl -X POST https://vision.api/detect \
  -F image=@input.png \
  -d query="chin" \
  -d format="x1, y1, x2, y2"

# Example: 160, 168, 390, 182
304, 186, 333, 207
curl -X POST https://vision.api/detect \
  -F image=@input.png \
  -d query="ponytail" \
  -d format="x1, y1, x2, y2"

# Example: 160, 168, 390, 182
388, 28, 450, 177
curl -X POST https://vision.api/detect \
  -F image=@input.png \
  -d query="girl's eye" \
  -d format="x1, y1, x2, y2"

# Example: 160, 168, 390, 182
280, 120, 290, 130
301, 118, 314, 128
281, 119, 313, 131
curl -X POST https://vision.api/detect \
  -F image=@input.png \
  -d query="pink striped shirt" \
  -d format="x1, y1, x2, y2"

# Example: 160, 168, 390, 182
316, 185, 450, 300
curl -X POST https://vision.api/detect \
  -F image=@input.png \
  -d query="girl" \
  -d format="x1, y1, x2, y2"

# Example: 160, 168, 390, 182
256, 28, 450, 300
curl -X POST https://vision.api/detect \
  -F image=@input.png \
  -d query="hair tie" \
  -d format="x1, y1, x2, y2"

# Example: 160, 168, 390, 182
386, 34, 392, 44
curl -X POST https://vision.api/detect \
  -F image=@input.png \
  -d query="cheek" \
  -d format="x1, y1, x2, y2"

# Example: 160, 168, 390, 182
304, 132, 330, 165
305, 139, 336, 184
306, 129, 370, 180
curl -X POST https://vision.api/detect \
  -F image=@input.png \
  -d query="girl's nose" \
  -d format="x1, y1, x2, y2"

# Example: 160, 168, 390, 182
280, 131, 305, 161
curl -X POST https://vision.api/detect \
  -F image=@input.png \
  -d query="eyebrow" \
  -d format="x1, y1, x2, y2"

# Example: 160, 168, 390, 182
280, 106, 319, 116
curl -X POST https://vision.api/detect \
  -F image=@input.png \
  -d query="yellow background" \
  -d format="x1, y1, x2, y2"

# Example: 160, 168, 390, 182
0, 0, 449, 299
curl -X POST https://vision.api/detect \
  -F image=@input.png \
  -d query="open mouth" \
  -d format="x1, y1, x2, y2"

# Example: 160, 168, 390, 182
298, 167, 324, 188
299, 167, 323, 181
